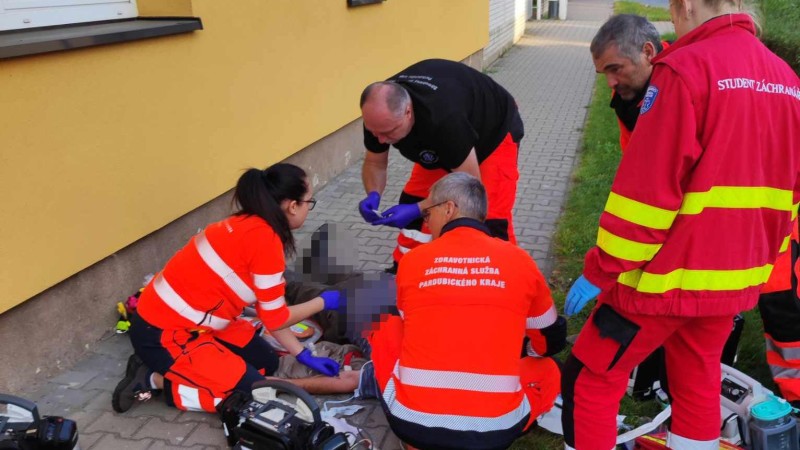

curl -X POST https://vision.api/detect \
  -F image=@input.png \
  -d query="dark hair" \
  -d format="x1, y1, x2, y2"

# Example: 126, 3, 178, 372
233, 163, 308, 256
591, 14, 663, 61
360, 81, 411, 117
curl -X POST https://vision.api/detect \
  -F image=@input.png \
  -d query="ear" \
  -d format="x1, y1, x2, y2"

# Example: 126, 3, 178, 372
282, 199, 299, 217
642, 41, 657, 62
444, 200, 457, 220
680, 0, 694, 17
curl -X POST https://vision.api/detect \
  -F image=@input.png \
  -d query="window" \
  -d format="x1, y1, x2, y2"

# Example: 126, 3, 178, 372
0, 0, 138, 32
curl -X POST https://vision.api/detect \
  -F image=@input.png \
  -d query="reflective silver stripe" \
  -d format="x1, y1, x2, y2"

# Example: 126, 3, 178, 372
258, 296, 287, 311
194, 232, 257, 304
153, 274, 230, 330
770, 365, 800, 380
177, 385, 204, 412
396, 365, 521, 393
527, 304, 557, 329
398, 245, 411, 255
253, 272, 284, 290
666, 433, 718, 450
382, 376, 530, 432
401, 228, 432, 244
766, 339, 800, 361
525, 342, 541, 357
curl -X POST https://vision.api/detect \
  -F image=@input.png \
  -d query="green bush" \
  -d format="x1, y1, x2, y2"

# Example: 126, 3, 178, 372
759, 0, 800, 74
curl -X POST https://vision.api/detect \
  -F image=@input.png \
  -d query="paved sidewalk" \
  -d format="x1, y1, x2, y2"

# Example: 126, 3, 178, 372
19, 2, 618, 449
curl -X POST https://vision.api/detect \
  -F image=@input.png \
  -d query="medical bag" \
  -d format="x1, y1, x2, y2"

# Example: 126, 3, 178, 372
217, 380, 348, 450
0, 394, 79, 450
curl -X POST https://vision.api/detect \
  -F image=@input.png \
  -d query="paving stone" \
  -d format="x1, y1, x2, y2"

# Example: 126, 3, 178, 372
88, 434, 153, 450
83, 389, 117, 413
66, 408, 105, 431
147, 442, 209, 450
77, 431, 106, 450
50, 370, 97, 389
83, 371, 122, 391
125, 397, 182, 422
78, 353, 129, 375
174, 410, 223, 427
36, 386, 98, 411
132, 417, 196, 446
181, 422, 228, 448
84, 411, 149, 438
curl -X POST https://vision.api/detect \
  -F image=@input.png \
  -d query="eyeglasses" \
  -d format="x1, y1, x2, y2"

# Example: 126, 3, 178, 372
298, 198, 317, 211
422, 201, 455, 222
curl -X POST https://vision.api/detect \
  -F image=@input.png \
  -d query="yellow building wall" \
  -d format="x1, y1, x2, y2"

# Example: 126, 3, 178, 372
0, 0, 488, 313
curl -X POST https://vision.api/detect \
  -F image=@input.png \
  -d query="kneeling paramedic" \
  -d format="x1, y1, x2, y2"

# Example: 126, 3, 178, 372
112, 164, 343, 413
367, 172, 566, 450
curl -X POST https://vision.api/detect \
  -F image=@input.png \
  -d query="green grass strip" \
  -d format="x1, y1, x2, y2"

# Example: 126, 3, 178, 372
614, 1, 672, 22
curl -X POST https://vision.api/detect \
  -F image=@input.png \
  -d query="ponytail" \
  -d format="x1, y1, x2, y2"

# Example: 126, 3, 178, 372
233, 163, 308, 257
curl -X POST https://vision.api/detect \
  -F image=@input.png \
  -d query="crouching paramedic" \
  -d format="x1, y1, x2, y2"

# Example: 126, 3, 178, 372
112, 163, 343, 413
759, 209, 800, 408
367, 172, 566, 450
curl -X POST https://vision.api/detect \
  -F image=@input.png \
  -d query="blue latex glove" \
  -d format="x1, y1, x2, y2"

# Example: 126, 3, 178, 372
565, 275, 601, 316
296, 348, 340, 376
358, 192, 382, 224
320, 290, 345, 311
373, 203, 422, 229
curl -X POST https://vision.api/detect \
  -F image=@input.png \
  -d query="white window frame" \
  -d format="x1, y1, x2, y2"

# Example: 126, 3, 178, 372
0, 0, 138, 32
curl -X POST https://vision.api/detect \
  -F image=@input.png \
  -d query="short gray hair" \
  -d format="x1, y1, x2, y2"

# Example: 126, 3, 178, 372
359, 81, 411, 118
590, 14, 662, 61
429, 172, 487, 222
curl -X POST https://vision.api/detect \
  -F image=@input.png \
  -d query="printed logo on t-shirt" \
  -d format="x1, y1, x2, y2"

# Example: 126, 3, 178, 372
419, 150, 439, 164
641, 85, 659, 115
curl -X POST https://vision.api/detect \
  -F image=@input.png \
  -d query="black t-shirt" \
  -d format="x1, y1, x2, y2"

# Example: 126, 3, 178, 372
363, 59, 524, 170
610, 87, 647, 133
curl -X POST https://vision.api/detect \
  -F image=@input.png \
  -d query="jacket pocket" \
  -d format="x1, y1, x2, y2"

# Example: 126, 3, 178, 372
593, 304, 640, 371
573, 304, 641, 374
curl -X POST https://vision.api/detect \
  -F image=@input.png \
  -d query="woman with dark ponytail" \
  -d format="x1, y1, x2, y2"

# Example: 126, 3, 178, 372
113, 163, 345, 414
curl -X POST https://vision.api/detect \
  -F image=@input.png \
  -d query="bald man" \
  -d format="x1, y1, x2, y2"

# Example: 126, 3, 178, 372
357, 59, 524, 273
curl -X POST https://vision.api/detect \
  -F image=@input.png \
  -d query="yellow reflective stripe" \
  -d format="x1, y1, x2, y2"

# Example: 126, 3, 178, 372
793, 202, 799, 220
605, 192, 677, 230
597, 227, 662, 262
680, 187, 794, 215
617, 264, 774, 294
780, 235, 791, 253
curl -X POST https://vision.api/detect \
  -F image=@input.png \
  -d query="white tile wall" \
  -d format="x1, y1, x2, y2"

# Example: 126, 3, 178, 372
485, 0, 531, 67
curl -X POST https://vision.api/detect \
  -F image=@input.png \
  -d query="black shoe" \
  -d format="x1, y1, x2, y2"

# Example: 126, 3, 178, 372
112, 354, 154, 413
383, 262, 398, 275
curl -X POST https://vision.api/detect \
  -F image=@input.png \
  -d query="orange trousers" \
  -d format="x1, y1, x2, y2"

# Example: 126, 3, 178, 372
393, 133, 520, 264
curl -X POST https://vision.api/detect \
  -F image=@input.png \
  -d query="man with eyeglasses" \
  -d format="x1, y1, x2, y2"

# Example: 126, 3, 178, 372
357, 59, 524, 273
365, 172, 566, 450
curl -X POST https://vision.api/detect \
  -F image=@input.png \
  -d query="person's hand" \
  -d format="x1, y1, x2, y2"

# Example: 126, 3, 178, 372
565, 275, 601, 316
358, 192, 382, 224
373, 203, 422, 229
296, 348, 340, 376
320, 290, 345, 311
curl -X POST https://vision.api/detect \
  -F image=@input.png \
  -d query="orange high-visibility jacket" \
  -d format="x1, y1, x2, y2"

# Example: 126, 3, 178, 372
137, 215, 290, 332
389, 219, 559, 435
